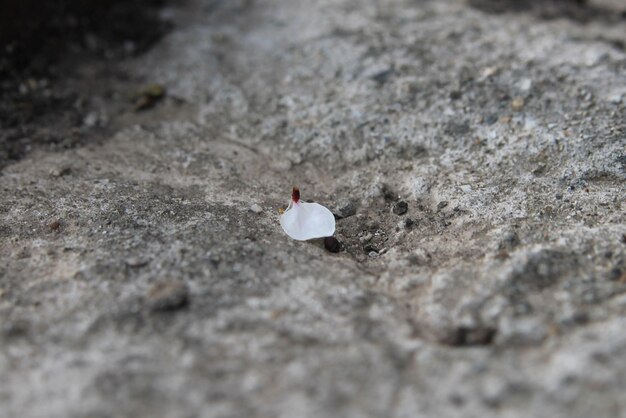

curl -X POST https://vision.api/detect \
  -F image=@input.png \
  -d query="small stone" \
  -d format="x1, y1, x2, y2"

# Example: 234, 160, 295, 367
126, 257, 149, 268
209, 253, 222, 265
324, 236, 341, 253
48, 219, 61, 232
558, 311, 589, 327
333, 200, 357, 219
49, 167, 71, 177
511, 97, 525, 111
437, 201, 449, 211
134, 84, 165, 111
608, 268, 623, 281
83, 112, 99, 127
449, 90, 462, 100
360, 233, 373, 243
370, 68, 393, 84
147, 280, 189, 311
481, 66, 498, 79
459, 185, 472, 193
250, 204, 263, 214
484, 114, 498, 125
364, 244, 379, 253
608, 92, 623, 104
392, 201, 408, 215
404, 218, 415, 229
517, 78, 532, 92
532, 163, 546, 176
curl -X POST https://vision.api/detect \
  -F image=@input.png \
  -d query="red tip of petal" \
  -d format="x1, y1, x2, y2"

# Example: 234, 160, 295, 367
292, 187, 300, 203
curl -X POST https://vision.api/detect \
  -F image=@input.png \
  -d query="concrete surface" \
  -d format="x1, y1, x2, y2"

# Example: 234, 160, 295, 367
1, 0, 625, 417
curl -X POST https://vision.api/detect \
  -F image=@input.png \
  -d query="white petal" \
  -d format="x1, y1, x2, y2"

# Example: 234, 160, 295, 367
280, 201, 336, 241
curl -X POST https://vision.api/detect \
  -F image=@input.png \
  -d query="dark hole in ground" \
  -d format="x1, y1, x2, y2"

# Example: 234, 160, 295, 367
0, 0, 170, 76
0, 0, 173, 170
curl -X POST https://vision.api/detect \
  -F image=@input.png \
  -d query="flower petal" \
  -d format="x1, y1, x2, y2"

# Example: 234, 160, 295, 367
280, 201, 335, 241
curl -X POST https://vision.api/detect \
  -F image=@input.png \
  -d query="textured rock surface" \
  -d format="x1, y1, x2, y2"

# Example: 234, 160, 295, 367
1, 0, 625, 417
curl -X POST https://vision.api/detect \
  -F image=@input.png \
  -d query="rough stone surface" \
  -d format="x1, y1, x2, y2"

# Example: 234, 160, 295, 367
1, 0, 625, 417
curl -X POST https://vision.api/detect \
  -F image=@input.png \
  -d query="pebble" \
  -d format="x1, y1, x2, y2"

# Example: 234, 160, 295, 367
370, 68, 393, 84
499, 115, 511, 124
608, 93, 623, 104
449, 90, 462, 100
333, 200, 357, 219
360, 233, 373, 243
134, 84, 165, 111
517, 78, 532, 92
49, 166, 71, 177
126, 257, 149, 268
511, 97, 525, 111
48, 219, 61, 232
364, 244, 379, 253
83, 112, 99, 127
146, 280, 189, 311
481, 66, 498, 79
484, 114, 498, 125
392, 201, 408, 215
324, 236, 341, 253
250, 204, 263, 214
